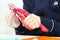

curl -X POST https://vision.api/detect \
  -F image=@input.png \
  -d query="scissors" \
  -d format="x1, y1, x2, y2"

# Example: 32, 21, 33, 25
8, 3, 49, 32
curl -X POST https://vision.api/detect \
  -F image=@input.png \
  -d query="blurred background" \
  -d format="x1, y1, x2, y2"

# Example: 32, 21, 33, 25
0, 0, 23, 35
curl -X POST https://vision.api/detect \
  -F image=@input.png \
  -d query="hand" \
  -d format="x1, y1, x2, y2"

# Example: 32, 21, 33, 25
5, 11, 20, 28
22, 14, 41, 30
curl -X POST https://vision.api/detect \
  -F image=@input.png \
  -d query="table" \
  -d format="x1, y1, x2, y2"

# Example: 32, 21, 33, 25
0, 35, 60, 40
22, 36, 60, 40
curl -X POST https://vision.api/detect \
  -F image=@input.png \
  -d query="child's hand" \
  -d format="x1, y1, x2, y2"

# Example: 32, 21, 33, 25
5, 11, 20, 28
22, 14, 41, 30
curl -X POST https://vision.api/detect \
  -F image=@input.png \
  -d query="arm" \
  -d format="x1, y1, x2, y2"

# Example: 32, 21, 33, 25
39, 17, 60, 36
23, 0, 60, 36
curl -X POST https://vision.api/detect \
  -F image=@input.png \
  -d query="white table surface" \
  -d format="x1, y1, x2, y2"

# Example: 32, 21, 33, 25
0, 35, 38, 40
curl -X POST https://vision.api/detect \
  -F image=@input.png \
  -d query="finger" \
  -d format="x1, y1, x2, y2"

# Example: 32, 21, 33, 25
29, 21, 35, 28
23, 14, 32, 24
26, 17, 33, 26
11, 15, 20, 28
29, 20, 36, 28
27, 15, 35, 24
6, 11, 17, 26
31, 22, 39, 29
31, 14, 40, 23
22, 21, 32, 30
8, 3, 17, 10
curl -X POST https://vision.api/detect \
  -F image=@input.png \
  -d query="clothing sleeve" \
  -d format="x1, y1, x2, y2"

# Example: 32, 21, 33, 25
23, 0, 35, 13
23, 0, 52, 32
41, 17, 60, 36
13, 0, 60, 36
22, 0, 60, 36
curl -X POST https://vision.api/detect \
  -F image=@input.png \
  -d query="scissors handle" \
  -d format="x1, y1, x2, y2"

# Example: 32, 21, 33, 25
8, 3, 49, 32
